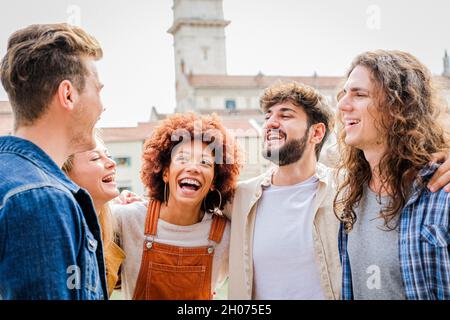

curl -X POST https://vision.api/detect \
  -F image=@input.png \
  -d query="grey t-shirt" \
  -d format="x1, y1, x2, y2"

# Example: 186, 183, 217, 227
347, 186, 405, 300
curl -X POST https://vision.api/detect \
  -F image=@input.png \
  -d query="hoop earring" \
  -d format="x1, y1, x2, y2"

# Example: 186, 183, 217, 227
203, 189, 223, 216
164, 183, 169, 206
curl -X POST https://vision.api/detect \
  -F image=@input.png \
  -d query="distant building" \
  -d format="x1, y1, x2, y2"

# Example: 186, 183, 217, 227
1, 1, 449, 196
0, 101, 13, 136
168, 0, 343, 114
443, 50, 450, 78
101, 113, 265, 196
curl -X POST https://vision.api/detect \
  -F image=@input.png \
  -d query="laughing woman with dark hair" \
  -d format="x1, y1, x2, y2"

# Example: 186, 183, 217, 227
113, 112, 242, 300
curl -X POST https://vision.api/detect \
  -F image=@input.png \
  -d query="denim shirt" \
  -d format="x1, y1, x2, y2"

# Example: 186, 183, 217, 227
0, 136, 107, 300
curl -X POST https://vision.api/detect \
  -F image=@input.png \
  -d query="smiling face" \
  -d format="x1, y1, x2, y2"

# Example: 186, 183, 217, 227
68, 140, 119, 206
337, 65, 385, 152
262, 101, 311, 166
163, 141, 215, 208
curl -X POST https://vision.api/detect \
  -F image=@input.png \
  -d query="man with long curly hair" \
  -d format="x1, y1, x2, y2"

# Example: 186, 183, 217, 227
335, 50, 450, 300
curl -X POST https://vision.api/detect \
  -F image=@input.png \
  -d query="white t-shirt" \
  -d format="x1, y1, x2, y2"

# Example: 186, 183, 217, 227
112, 201, 230, 300
252, 175, 325, 300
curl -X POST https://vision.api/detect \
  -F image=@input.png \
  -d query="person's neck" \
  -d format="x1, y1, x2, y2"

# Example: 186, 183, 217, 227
94, 201, 105, 216
363, 144, 389, 196
159, 199, 204, 226
14, 120, 70, 168
272, 151, 317, 186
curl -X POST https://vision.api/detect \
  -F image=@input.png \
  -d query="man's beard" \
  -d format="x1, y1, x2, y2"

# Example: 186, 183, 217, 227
262, 133, 308, 166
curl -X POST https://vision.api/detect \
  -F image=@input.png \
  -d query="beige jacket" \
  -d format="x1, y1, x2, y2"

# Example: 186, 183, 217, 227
225, 163, 341, 300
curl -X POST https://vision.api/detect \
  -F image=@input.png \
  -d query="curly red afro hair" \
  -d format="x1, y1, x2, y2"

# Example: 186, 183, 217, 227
141, 112, 242, 209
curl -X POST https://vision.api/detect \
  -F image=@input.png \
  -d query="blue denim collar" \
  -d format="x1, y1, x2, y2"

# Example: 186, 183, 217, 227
0, 136, 80, 193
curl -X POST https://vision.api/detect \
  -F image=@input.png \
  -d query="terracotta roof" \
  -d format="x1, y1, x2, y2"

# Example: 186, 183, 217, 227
188, 74, 345, 90
435, 76, 450, 89
189, 74, 450, 91
0, 99, 260, 141
101, 122, 156, 143
0, 101, 12, 114
0, 101, 13, 135
221, 118, 261, 137
101, 117, 261, 142
197, 108, 264, 117
0, 115, 13, 136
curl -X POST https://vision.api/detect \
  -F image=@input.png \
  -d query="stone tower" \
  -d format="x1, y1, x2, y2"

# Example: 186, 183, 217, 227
443, 50, 450, 78
168, 0, 230, 111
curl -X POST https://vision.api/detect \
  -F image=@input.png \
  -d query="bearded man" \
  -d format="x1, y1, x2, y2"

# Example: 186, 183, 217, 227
225, 82, 341, 299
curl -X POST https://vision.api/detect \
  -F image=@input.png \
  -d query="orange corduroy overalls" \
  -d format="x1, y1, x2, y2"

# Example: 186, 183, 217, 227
133, 200, 227, 300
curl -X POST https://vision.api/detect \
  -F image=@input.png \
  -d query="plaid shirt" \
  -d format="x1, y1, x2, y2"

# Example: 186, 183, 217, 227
339, 164, 450, 300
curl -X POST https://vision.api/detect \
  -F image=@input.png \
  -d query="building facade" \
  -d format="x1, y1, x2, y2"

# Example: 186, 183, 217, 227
0, 0, 449, 197
101, 114, 265, 196
0, 101, 13, 136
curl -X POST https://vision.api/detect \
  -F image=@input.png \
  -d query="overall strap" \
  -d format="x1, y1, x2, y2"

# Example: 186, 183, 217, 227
144, 199, 161, 236
208, 215, 227, 244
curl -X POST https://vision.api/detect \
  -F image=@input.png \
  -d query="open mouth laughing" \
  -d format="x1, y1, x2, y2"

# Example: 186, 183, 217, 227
102, 173, 116, 184
266, 130, 286, 143
344, 119, 361, 129
178, 177, 203, 193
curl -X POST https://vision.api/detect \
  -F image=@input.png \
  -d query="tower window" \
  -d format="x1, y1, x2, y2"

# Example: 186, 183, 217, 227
225, 99, 236, 110
114, 157, 131, 167
118, 185, 132, 193
180, 59, 185, 74
246, 97, 252, 109
201, 46, 209, 61
204, 97, 211, 108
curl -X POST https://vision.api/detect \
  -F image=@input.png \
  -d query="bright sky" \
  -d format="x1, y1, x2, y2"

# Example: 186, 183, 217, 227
1, 0, 449, 127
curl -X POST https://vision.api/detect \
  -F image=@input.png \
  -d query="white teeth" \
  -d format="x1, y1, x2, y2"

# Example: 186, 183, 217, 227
346, 120, 360, 126
180, 178, 201, 187
267, 132, 285, 141
102, 174, 115, 183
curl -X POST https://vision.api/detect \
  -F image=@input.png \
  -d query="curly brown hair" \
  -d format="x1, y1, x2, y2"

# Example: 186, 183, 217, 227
334, 50, 450, 232
141, 113, 242, 210
260, 81, 335, 159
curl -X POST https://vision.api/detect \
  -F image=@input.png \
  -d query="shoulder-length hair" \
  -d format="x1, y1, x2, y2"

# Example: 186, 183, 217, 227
334, 50, 450, 232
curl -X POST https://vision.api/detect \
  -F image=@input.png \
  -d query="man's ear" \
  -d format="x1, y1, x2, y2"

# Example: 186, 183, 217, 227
310, 123, 326, 145
56, 80, 76, 111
